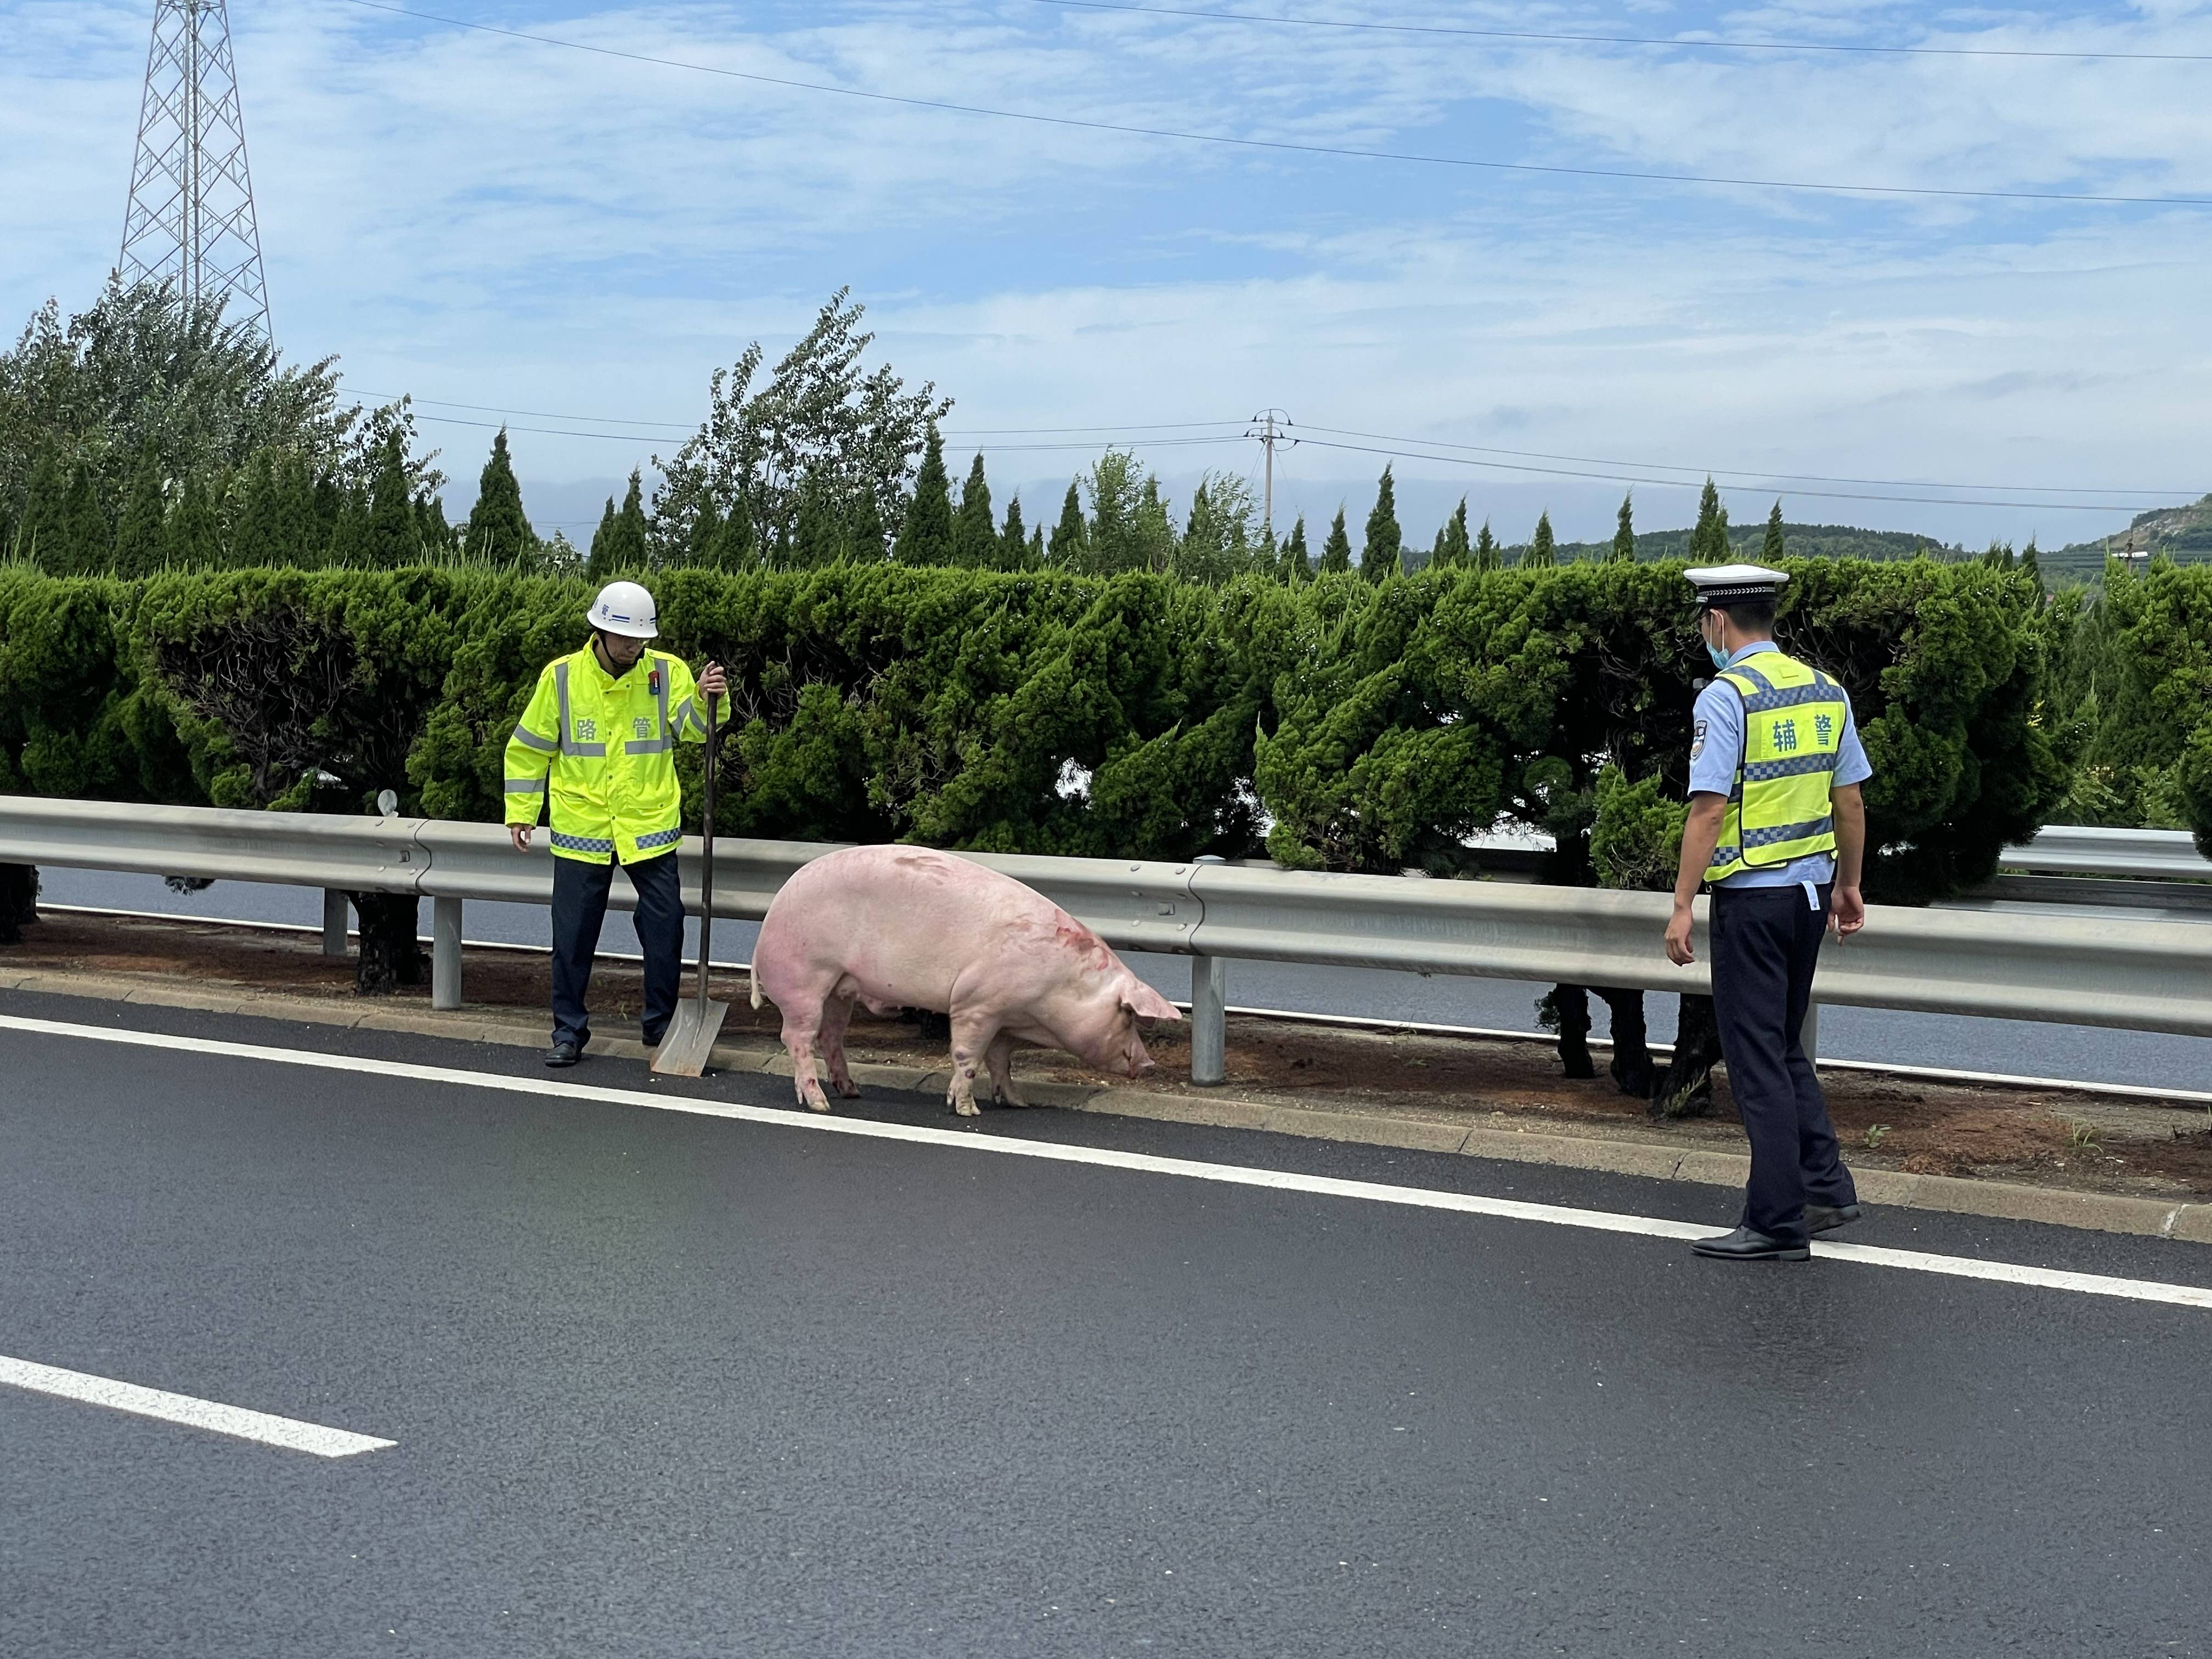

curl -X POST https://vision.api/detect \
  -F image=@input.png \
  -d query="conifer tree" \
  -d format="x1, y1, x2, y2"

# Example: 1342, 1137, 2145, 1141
166, 470, 224, 568
1027, 524, 1044, 566
1279, 515, 1310, 583
2020, 537, 2042, 589
363, 430, 417, 567
326, 483, 371, 567
52, 459, 109, 575
309, 472, 344, 558
1521, 510, 1556, 568
1690, 478, 1729, 563
1429, 526, 1447, 572
893, 428, 955, 566
14, 452, 69, 568
705, 494, 757, 571
112, 442, 168, 578
465, 428, 537, 562
1361, 464, 1402, 581
998, 494, 1027, 571
414, 492, 453, 556
1136, 476, 1175, 573
1610, 492, 1635, 562
952, 452, 995, 567
1048, 480, 1087, 568
588, 470, 650, 577
1434, 498, 1472, 569
789, 472, 845, 567
848, 484, 886, 563
587, 496, 619, 575
1319, 506, 1353, 574
228, 449, 295, 569
681, 495, 724, 569
1761, 500, 1785, 563
1475, 518, 1499, 571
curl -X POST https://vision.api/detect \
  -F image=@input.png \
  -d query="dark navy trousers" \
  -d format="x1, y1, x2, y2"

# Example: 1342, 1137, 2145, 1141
549, 851, 685, 1049
1709, 881, 1858, 1245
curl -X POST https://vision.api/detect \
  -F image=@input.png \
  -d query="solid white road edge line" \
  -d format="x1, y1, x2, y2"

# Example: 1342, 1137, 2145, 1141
7, 1012, 2211, 1314
0, 1354, 395, 1458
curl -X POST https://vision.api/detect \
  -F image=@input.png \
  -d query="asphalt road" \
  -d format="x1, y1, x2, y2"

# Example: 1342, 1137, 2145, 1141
36, 866, 2212, 1094
3, 989, 2210, 1658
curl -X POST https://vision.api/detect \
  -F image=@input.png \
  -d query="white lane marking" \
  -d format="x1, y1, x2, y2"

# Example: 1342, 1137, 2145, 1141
6, 1012, 2212, 1314
0, 1354, 395, 1458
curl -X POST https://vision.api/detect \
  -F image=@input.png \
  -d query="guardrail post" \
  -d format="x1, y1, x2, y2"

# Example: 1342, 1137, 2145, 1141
432, 896, 462, 1011
1190, 955, 1226, 1086
1799, 999, 1820, 1067
321, 889, 349, 957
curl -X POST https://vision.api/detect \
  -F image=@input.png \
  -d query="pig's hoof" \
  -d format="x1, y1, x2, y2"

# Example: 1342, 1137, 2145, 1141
951, 1098, 981, 1118
995, 1090, 1029, 1109
808, 1098, 835, 1114
837, 1081, 863, 1099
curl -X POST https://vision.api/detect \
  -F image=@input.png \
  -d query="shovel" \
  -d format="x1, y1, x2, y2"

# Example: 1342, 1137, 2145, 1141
652, 685, 728, 1077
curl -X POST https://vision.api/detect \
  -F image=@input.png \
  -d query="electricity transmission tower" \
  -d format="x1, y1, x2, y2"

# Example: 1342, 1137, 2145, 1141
1246, 409, 1295, 537
119, 0, 272, 339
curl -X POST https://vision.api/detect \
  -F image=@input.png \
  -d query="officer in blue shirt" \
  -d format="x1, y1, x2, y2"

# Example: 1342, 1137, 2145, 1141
1664, 564, 1872, 1261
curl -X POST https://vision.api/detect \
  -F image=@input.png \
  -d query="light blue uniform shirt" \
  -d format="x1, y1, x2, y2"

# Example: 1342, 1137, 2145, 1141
1689, 641, 1872, 889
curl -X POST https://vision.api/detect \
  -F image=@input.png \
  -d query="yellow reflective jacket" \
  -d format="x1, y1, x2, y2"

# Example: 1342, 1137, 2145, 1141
1706, 650, 1849, 884
503, 644, 726, 865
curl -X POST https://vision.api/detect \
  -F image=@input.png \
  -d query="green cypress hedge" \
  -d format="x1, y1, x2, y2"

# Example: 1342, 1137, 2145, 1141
0, 557, 2069, 902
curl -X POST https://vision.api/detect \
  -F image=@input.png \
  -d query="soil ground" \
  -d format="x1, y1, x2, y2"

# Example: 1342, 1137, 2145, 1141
10, 909, 2212, 1203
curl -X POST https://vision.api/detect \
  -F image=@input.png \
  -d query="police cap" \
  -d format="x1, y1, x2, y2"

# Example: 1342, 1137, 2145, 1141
1684, 562, 1787, 610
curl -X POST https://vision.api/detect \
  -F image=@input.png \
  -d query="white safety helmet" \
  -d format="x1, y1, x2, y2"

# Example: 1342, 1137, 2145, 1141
587, 579, 659, 640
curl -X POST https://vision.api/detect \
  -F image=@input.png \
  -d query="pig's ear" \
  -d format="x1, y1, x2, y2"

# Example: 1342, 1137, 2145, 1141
1121, 982, 1183, 1022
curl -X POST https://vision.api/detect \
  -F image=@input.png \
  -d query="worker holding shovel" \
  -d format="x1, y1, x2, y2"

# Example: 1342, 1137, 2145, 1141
503, 580, 729, 1069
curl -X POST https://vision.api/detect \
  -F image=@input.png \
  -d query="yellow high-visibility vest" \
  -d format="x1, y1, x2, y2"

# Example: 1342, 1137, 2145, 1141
1706, 650, 1849, 883
503, 644, 725, 865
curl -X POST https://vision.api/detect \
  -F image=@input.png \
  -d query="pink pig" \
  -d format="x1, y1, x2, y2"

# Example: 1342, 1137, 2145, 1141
750, 844, 1182, 1115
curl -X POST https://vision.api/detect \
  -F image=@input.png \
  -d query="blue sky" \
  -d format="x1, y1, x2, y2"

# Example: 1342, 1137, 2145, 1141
6, 0, 2209, 548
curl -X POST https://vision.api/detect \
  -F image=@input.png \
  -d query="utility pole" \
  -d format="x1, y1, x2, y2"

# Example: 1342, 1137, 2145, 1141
120, 1, 272, 339
1245, 409, 1294, 538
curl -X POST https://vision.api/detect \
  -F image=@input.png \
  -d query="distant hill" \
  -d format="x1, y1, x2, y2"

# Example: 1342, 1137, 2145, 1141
2043, 494, 2212, 585
1438, 521, 1957, 567
1392, 501, 2212, 586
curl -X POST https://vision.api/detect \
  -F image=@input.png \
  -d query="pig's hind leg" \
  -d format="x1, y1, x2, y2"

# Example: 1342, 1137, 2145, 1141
984, 1032, 1028, 1108
820, 992, 863, 1100
770, 984, 837, 1113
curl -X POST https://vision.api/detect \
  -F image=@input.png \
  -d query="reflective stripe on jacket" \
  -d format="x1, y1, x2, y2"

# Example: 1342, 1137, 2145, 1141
1706, 650, 1848, 883
502, 644, 725, 865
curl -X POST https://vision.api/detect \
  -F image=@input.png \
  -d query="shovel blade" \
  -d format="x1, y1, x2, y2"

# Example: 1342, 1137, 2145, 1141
651, 995, 729, 1077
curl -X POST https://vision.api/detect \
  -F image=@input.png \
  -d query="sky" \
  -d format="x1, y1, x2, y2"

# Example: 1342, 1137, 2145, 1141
5, 0, 2210, 550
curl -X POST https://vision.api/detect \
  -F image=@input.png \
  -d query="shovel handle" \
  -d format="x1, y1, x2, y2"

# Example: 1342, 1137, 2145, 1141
696, 687, 716, 1003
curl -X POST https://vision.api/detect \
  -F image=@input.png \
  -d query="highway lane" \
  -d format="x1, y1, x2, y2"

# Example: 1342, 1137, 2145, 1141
33, 866, 2212, 1094
2, 990, 2209, 1658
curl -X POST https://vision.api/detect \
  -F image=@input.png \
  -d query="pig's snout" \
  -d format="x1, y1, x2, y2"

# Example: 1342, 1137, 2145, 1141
1123, 1037, 1157, 1079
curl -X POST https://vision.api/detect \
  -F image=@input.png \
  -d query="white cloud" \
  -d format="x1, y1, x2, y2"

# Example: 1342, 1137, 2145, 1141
4, 0, 2207, 550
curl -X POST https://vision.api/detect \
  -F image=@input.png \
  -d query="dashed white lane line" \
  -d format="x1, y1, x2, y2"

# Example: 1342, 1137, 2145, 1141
0, 1354, 395, 1458
6, 1012, 2212, 1314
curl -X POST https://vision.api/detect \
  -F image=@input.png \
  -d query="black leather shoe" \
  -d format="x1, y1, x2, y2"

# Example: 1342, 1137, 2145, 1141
1691, 1226, 1810, 1262
1807, 1202, 1865, 1235
544, 1041, 583, 1068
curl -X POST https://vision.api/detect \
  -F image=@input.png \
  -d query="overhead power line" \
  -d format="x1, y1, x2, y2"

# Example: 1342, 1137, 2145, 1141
401, 410, 1248, 455
345, 386, 1249, 441
336, 1, 2212, 209
377, 384, 2194, 504
1294, 436, 2168, 512
1294, 424, 2199, 498
1029, 1, 2212, 64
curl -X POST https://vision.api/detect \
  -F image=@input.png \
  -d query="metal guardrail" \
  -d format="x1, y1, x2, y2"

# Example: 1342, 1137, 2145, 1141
2000, 825, 2211, 882
2, 798, 2208, 1087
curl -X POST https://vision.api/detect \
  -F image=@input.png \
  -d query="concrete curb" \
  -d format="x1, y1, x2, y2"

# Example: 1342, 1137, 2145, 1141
5, 966, 2208, 1245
